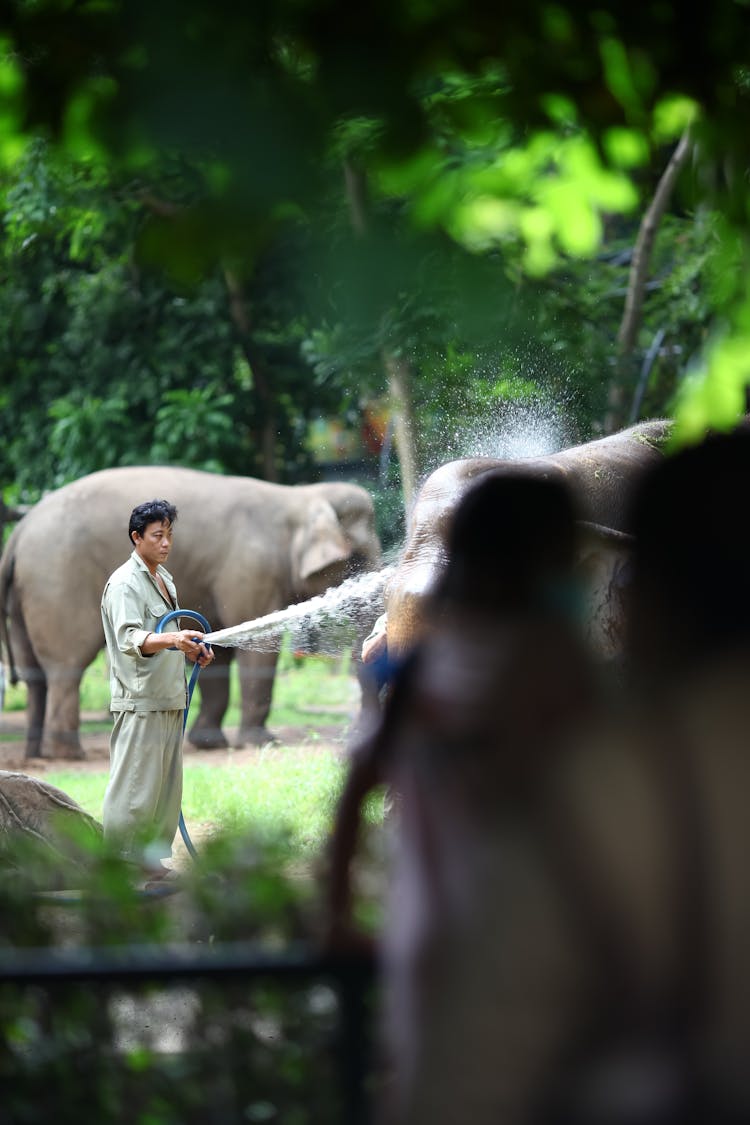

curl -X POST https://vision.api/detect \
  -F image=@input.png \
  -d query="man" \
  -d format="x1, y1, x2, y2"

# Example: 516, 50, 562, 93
101, 499, 213, 881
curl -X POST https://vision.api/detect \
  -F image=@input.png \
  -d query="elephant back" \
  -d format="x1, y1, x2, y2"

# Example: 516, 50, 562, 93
550, 419, 671, 532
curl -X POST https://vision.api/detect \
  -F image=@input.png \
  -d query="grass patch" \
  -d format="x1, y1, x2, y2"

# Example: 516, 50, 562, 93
42, 746, 387, 865
225, 647, 360, 730
41, 771, 109, 816
182, 750, 347, 850
44, 747, 351, 854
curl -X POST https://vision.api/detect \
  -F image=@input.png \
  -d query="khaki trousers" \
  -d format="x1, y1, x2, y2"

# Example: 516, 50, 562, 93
103, 709, 184, 862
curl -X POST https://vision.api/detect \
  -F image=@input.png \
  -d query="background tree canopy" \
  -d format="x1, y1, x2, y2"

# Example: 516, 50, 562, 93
1, 0, 749, 529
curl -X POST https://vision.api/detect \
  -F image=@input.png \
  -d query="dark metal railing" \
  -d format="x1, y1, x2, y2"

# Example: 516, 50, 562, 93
0, 941, 378, 1124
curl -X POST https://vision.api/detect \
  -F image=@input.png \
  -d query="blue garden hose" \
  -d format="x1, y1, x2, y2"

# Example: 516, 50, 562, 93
155, 608, 212, 861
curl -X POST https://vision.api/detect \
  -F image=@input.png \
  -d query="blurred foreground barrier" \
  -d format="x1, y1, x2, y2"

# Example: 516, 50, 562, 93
0, 941, 378, 1124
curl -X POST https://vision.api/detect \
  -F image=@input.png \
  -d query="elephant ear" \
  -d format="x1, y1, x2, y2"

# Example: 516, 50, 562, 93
292, 499, 352, 582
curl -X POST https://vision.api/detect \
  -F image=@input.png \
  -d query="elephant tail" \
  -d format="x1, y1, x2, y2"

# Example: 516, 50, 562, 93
0, 534, 19, 687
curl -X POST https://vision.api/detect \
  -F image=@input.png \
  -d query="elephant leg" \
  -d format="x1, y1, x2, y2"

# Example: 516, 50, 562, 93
25, 672, 47, 760
188, 648, 231, 750
10, 621, 47, 760
43, 665, 86, 759
236, 648, 280, 747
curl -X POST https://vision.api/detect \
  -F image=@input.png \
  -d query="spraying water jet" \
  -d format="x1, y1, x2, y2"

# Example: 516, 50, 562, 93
203, 566, 395, 654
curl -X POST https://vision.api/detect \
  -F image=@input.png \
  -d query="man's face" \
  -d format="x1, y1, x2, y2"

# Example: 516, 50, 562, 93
132, 519, 173, 571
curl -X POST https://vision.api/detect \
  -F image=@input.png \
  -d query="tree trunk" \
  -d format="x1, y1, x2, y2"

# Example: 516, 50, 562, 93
223, 267, 279, 481
343, 159, 420, 509
604, 129, 693, 434
382, 349, 418, 509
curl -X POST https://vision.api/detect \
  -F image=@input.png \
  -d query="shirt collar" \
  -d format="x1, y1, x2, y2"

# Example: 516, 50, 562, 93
129, 549, 174, 583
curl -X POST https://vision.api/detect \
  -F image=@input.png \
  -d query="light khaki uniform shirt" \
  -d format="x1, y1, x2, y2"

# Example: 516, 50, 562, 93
101, 551, 187, 713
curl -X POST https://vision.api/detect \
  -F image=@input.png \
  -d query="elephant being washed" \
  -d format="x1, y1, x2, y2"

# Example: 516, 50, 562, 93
382, 420, 672, 661
0, 467, 381, 759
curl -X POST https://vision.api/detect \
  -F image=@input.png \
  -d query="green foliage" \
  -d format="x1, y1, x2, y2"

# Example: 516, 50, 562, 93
0, 823, 367, 1123
2, 0, 750, 492
0, 142, 344, 498
151, 387, 236, 472
0, 144, 236, 495
523, 208, 720, 426
47, 391, 134, 479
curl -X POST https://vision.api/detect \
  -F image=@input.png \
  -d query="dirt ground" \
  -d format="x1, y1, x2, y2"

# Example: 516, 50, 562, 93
0, 708, 352, 775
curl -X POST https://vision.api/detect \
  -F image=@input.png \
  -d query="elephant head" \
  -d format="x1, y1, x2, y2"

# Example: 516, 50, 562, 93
292, 485, 381, 600
292, 498, 353, 593
382, 420, 670, 662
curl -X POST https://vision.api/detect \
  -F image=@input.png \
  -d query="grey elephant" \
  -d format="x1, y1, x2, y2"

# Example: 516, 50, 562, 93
0, 467, 381, 759
382, 420, 671, 659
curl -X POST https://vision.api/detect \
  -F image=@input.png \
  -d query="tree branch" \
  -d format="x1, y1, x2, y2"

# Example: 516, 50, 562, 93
604, 129, 693, 433
617, 129, 693, 357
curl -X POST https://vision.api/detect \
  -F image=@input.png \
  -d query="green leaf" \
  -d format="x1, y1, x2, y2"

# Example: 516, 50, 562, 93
603, 126, 650, 169
672, 328, 750, 444
652, 96, 700, 143
62, 77, 118, 162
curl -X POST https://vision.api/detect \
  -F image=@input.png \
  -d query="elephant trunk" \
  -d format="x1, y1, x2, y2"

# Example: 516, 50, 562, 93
385, 555, 444, 658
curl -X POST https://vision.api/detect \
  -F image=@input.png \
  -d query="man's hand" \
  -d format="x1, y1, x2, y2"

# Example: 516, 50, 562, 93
191, 638, 215, 668
142, 629, 214, 665
174, 629, 215, 666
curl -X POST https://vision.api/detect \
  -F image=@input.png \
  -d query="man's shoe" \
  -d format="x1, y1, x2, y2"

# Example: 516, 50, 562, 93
143, 867, 182, 894
142, 861, 173, 881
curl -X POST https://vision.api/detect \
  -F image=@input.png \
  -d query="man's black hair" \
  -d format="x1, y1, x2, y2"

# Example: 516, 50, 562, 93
129, 499, 178, 543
